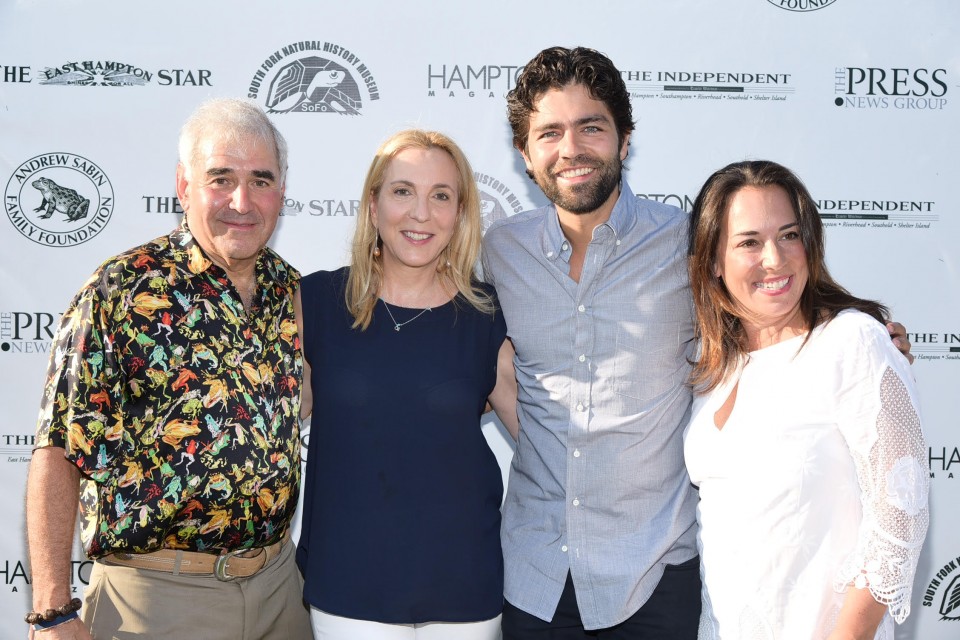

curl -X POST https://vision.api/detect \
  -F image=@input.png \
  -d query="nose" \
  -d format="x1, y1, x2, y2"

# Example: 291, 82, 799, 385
409, 195, 430, 222
558, 130, 582, 159
230, 184, 253, 214
761, 241, 784, 269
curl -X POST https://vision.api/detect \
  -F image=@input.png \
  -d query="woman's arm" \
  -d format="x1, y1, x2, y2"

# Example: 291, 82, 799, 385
486, 338, 519, 440
295, 288, 313, 420
832, 320, 929, 634
827, 587, 888, 640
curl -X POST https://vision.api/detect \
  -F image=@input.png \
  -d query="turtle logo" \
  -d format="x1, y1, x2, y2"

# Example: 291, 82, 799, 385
474, 172, 525, 233
941, 574, 960, 619
922, 554, 960, 621
479, 192, 508, 234
266, 59, 360, 114
249, 42, 380, 115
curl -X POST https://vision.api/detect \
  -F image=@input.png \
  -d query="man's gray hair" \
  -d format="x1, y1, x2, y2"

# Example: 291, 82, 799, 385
177, 98, 288, 183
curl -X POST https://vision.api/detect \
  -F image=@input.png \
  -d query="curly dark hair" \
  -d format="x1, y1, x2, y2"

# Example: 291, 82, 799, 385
507, 46, 634, 153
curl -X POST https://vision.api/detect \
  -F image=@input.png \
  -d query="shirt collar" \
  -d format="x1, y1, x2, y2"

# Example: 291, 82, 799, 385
170, 216, 214, 276
540, 173, 638, 262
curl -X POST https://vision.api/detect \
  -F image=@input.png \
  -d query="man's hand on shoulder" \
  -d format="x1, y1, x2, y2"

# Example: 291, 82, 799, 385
886, 321, 914, 364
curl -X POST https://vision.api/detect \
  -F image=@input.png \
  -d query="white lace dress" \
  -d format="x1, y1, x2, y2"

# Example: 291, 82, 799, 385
684, 310, 929, 640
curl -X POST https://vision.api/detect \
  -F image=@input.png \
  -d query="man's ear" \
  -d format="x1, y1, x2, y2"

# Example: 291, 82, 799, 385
619, 133, 631, 161
175, 163, 190, 212
518, 144, 534, 174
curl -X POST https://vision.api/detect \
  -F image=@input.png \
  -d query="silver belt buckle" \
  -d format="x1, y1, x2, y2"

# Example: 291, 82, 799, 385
213, 550, 242, 581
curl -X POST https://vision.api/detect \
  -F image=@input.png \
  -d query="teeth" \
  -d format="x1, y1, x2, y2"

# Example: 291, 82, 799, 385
403, 231, 431, 241
756, 277, 789, 291
559, 167, 594, 178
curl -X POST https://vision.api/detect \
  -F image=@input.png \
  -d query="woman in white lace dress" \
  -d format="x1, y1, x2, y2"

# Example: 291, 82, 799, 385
683, 160, 929, 640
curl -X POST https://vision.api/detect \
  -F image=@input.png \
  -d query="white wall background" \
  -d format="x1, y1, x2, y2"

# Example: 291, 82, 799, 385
1, 1, 957, 637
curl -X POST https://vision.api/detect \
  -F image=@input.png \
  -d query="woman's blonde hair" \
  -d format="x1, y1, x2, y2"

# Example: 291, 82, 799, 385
346, 129, 493, 329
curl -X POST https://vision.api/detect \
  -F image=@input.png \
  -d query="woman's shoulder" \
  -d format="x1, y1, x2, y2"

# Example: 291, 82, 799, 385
815, 308, 900, 368
300, 266, 350, 315
302, 266, 349, 292
821, 308, 887, 341
461, 279, 503, 319
474, 279, 498, 299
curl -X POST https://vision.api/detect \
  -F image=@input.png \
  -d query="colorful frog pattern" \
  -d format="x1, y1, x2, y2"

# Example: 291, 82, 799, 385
36, 219, 302, 557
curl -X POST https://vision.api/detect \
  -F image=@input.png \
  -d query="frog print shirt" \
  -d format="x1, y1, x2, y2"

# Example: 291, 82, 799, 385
35, 219, 303, 557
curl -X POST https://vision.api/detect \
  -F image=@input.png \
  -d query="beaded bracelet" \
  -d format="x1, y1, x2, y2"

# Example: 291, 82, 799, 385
25, 598, 83, 626
32, 610, 79, 631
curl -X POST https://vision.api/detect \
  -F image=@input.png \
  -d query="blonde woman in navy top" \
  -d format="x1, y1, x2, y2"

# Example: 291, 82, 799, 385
295, 129, 518, 639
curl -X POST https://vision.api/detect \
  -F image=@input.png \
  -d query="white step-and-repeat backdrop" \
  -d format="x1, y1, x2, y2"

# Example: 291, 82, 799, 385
2, 1, 957, 637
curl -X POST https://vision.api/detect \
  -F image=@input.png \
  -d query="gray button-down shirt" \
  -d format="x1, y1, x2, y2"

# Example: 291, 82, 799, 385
482, 179, 699, 630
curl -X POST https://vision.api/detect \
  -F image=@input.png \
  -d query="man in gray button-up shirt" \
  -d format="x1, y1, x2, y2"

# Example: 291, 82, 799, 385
482, 46, 701, 638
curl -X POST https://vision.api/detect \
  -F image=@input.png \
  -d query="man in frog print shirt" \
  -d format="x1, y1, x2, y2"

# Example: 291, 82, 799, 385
25, 98, 311, 640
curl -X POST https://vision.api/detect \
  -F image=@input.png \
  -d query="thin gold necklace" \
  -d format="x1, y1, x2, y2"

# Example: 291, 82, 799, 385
381, 299, 432, 332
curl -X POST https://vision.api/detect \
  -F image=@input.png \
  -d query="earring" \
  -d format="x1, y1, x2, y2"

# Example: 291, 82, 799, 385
373, 230, 381, 258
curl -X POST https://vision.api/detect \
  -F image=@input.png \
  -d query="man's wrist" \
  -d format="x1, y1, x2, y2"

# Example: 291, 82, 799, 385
31, 610, 79, 631
25, 597, 83, 628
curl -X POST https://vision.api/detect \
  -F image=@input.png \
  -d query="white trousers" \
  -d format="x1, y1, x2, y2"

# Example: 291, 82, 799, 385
310, 607, 502, 640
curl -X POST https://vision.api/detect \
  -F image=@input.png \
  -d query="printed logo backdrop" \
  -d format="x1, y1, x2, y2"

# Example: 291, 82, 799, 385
1, 1, 957, 637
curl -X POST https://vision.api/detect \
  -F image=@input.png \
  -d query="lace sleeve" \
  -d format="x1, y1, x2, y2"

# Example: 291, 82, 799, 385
835, 366, 930, 624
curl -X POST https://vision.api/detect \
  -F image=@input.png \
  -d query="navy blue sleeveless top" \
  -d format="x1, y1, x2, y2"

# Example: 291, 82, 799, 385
297, 267, 506, 623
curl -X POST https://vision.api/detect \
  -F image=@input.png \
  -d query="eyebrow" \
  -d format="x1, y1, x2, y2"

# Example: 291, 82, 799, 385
205, 167, 277, 181
733, 221, 799, 237
388, 179, 456, 191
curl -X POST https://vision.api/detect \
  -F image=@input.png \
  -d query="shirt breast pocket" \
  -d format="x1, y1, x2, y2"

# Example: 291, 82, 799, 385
612, 321, 685, 404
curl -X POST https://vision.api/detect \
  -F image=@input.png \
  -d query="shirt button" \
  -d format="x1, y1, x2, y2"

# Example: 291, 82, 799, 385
576, 403, 584, 412
573, 449, 581, 458
578, 354, 586, 362
547, 251, 554, 258
573, 498, 580, 506
616, 239, 621, 246
561, 242, 569, 251
561, 545, 568, 553
578, 304, 585, 312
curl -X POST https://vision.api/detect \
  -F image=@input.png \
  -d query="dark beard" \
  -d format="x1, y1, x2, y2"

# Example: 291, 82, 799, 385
536, 154, 622, 215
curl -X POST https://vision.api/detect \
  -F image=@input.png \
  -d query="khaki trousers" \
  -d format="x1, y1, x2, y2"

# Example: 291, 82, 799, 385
82, 540, 312, 640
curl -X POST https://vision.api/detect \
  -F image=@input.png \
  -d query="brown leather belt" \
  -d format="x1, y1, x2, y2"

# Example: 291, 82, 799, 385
100, 533, 287, 582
